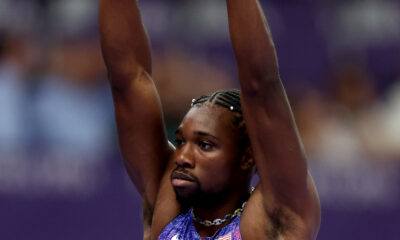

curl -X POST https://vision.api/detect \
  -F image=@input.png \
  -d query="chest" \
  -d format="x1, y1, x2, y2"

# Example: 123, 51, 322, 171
157, 212, 242, 240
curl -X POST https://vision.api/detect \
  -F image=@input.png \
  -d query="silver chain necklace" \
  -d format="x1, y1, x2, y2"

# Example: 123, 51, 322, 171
190, 201, 247, 227
190, 187, 254, 227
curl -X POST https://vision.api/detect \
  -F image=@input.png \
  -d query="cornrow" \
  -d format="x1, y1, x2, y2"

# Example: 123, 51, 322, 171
191, 89, 242, 114
192, 95, 210, 105
191, 89, 248, 149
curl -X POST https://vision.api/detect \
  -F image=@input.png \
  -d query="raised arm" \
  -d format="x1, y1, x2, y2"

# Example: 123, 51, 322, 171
99, 0, 171, 210
226, 0, 320, 238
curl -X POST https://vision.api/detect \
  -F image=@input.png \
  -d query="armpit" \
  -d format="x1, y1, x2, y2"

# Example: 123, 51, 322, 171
142, 198, 154, 240
265, 206, 297, 240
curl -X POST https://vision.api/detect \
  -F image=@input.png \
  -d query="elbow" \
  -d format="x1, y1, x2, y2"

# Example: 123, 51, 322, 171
107, 69, 134, 91
235, 43, 280, 95
107, 72, 129, 91
239, 64, 281, 96
107, 65, 149, 91
101, 50, 152, 91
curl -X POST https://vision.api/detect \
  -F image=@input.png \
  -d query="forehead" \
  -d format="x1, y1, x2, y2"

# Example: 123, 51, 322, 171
179, 104, 234, 136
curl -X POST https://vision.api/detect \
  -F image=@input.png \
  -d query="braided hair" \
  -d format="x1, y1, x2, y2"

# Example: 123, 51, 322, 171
191, 89, 249, 149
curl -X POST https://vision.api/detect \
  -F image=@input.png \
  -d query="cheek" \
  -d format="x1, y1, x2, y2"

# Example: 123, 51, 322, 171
196, 155, 237, 191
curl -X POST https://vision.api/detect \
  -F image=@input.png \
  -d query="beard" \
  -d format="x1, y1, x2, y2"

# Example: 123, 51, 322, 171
171, 167, 229, 210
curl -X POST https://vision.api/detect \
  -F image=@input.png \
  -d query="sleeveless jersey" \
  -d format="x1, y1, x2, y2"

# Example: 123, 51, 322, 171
158, 209, 242, 240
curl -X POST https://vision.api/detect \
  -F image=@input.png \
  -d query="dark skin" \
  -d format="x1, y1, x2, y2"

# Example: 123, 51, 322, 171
173, 105, 252, 205
171, 104, 254, 236
99, 0, 321, 239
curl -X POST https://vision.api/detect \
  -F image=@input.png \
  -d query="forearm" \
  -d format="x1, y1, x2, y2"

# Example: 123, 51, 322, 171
227, 0, 279, 88
99, 0, 151, 88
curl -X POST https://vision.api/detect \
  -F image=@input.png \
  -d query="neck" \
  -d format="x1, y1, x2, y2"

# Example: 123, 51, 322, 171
192, 186, 251, 237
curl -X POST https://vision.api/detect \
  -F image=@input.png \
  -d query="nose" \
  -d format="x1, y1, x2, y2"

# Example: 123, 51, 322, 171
175, 143, 195, 168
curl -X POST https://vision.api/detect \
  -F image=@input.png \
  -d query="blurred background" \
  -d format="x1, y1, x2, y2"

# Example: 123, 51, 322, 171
0, 0, 399, 239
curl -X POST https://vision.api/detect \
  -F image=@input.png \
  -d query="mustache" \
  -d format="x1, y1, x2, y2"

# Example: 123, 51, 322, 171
171, 167, 199, 183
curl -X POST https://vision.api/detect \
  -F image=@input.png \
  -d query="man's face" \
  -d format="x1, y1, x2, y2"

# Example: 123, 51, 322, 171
171, 104, 244, 208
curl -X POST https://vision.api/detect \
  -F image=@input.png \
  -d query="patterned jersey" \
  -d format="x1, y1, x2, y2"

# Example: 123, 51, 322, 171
158, 209, 242, 240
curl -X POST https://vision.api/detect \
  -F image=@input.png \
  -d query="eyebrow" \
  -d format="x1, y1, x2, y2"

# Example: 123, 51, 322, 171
195, 131, 219, 141
174, 129, 219, 141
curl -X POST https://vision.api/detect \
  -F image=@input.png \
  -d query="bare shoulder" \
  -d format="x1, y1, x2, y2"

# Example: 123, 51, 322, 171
240, 175, 320, 240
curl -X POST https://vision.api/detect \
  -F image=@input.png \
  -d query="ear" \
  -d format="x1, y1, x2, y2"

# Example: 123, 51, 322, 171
240, 146, 255, 171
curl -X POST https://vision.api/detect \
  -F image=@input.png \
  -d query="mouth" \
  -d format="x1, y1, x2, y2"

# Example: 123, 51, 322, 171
171, 170, 195, 182
171, 169, 197, 188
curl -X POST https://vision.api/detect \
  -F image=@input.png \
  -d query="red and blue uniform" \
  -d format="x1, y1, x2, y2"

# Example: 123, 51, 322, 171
158, 209, 241, 240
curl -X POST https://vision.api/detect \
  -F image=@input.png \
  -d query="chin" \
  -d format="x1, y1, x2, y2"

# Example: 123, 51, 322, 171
174, 186, 228, 210
174, 186, 199, 207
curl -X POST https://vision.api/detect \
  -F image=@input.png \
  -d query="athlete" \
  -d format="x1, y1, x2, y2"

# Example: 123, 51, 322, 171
99, 0, 321, 239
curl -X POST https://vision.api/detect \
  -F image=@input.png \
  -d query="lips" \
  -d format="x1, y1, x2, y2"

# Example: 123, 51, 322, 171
171, 171, 196, 182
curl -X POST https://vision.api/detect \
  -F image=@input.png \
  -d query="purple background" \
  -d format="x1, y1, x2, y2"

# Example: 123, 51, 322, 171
1, 0, 400, 239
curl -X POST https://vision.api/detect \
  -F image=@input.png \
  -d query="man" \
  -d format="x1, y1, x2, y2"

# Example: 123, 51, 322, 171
99, 0, 321, 239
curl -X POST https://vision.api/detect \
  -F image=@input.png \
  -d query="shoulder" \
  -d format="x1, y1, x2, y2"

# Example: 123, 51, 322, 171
239, 183, 320, 240
157, 210, 192, 240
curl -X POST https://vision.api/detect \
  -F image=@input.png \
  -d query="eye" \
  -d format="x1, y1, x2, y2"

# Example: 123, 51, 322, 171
198, 141, 214, 151
174, 138, 185, 147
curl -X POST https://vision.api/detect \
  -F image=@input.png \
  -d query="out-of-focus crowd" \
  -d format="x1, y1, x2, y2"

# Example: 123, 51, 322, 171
0, 0, 399, 207
293, 64, 400, 209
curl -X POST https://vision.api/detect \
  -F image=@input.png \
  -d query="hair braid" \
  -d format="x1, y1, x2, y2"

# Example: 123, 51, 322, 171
191, 89, 248, 149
